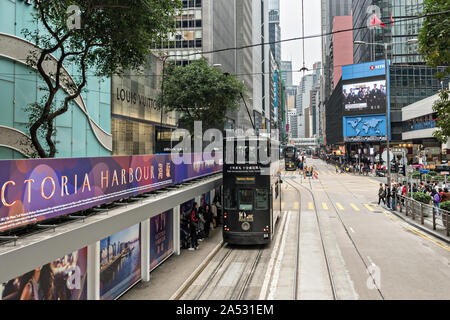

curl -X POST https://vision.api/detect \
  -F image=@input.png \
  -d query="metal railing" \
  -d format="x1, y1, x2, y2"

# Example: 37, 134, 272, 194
392, 194, 450, 237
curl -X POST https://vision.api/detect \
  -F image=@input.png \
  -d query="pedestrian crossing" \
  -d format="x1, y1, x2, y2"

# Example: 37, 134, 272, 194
281, 200, 378, 212
282, 170, 360, 177
282, 169, 379, 178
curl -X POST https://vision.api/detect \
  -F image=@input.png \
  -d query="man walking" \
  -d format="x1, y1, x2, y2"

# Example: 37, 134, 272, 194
378, 183, 385, 205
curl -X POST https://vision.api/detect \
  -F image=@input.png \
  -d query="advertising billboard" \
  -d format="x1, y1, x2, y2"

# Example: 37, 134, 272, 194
2, 247, 87, 300
343, 79, 386, 114
0, 153, 222, 232
342, 60, 390, 117
343, 114, 387, 142
100, 223, 141, 300
150, 209, 174, 271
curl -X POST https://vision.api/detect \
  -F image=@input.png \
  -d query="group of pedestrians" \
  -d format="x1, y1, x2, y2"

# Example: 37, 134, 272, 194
186, 196, 222, 251
377, 181, 450, 212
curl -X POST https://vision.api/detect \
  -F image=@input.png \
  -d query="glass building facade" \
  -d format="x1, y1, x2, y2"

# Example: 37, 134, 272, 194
153, 0, 203, 66
111, 55, 177, 155
352, 0, 449, 143
0, 1, 111, 159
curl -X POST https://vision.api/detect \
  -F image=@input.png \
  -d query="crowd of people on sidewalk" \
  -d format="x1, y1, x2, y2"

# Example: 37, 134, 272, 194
181, 195, 223, 251
377, 181, 450, 213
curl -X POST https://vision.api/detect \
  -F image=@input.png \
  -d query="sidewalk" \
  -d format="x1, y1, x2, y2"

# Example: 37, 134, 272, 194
120, 226, 223, 300
379, 203, 450, 245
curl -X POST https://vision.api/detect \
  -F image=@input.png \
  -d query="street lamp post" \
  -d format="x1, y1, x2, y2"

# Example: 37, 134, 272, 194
353, 39, 417, 187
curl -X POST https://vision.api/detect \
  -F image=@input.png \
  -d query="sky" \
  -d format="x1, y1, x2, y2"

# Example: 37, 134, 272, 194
280, 0, 322, 86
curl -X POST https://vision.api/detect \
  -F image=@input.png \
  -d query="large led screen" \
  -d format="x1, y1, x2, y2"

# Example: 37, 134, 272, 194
343, 79, 386, 114
343, 114, 387, 142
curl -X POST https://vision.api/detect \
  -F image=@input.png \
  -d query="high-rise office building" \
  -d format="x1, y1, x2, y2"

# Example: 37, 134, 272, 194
351, 0, 449, 141
154, 0, 270, 131
352, 0, 423, 64
281, 61, 293, 86
321, 0, 352, 100
268, 0, 281, 67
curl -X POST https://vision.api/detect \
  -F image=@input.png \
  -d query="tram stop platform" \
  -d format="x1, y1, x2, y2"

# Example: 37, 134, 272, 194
120, 226, 223, 300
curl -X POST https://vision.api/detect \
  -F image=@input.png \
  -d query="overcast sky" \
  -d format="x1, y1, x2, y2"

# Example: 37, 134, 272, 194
280, 0, 322, 85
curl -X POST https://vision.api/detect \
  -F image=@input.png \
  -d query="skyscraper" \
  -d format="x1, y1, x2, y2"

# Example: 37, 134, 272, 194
321, 0, 352, 100
281, 61, 293, 86
268, 0, 281, 67
351, 0, 449, 141
154, 0, 270, 131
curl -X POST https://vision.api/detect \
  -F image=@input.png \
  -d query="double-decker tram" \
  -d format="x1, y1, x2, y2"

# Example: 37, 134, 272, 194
284, 145, 298, 171
222, 136, 282, 245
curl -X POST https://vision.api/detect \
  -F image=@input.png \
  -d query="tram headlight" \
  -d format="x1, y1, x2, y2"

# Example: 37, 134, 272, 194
241, 222, 251, 231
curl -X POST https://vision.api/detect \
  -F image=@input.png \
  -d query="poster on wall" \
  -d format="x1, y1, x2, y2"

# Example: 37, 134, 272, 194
100, 224, 141, 300
150, 210, 174, 271
2, 248, 87, 300
200, 192, 210, 207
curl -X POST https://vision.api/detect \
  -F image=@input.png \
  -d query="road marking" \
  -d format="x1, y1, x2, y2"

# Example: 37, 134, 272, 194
267, 211, 292, 300
349, 227, 355, 233
368, 179, 380, 185
322, 202, 329, 210
336, 202, 345, 210
382, 210, 450, 252
364, 204, 375, 212
259, 212, 289, 300
407, 228, 450, 251
367, 256, 376, 267
294, 202, 299, 210
308, 202, 314, 210
350, 203, 360, 211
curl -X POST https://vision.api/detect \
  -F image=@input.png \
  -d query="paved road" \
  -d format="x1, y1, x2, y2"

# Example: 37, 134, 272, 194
292, 158, 450, 299
122, 158, 450, 300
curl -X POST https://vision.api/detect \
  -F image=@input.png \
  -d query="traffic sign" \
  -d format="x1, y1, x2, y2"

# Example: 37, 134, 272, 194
381, 150, 394, 163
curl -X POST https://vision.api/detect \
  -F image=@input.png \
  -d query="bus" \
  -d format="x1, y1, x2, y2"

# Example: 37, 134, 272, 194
284, 145, 298, 171
222, 136, 282, 245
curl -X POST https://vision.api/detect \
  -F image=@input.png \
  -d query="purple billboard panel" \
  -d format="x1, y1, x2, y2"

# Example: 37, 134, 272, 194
100, 223, 141, 300
173, 153, 222, 184
0, 154, 221, 232
150, 210, 174, 271
2, 247, 88, 300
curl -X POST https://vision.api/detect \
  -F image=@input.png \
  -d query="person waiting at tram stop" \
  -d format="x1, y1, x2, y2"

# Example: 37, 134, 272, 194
188, 202, 199, 251
385, 184, 391, 209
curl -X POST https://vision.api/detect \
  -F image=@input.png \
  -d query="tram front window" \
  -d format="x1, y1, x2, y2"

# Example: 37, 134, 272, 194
255, 189, 269, 210
224, 187, 237, 209
239, 189, 253, 211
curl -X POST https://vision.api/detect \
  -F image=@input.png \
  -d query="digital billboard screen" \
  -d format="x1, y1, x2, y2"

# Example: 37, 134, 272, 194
343, 114, 387, 142
343, 78, 386, 115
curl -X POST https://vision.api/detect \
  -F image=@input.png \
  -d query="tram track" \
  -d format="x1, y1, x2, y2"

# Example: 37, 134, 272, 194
285, 178, 337, 300
179, 243, 265, 300
302, 160, 385, 300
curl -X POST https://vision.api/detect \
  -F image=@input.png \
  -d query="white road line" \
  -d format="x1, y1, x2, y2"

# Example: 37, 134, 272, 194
267, 211, 292, 300
258, 211, 289, 300
367, 256, 376, 267
349, 227, 355, 233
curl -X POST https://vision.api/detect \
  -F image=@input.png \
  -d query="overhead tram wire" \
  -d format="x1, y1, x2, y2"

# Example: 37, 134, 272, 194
5, 10, 448, 67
